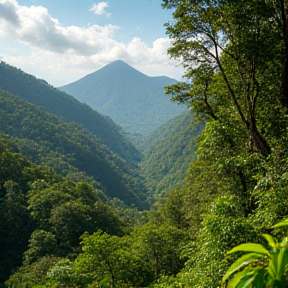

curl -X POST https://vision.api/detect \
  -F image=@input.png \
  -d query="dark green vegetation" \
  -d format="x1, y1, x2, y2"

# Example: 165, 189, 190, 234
0, 61, 140, 163
59, 60, 185, 135
140, 112, 204, 195
0, 141, 125, 285
0, 90, 147, 208
3, 0, 288, 287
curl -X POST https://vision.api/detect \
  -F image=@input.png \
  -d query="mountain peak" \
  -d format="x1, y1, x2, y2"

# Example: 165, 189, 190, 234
98, 60, 145, 77
59, 61, 184, 135
108, 59, 129, 66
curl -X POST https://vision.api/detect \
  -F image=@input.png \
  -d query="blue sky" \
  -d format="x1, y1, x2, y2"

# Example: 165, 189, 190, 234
0, 0, 184, 86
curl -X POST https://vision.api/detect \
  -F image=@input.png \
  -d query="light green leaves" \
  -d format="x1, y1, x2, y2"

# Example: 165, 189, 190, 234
223, 230, 288, 288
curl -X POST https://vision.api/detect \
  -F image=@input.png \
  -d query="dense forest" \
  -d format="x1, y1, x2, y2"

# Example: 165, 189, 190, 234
2, 0, 288, 287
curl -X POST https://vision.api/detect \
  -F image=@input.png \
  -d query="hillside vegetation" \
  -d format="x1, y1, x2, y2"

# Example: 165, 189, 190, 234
0, 90, 147, 208
0, 61, 140, 163
140, 112, 204, 195
59, 60, 185, 135
0, 140, 125, 284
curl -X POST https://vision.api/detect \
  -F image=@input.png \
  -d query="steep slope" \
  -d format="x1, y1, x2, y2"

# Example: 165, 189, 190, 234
140, 112, 205, 195
0, 140, 125, 284
0, 61, 140, 163
59, 60, 185, 134
0, 90, 148, 208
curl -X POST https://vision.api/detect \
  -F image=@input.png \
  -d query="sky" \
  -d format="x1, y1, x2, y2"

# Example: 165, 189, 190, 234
0, 0, 185, 86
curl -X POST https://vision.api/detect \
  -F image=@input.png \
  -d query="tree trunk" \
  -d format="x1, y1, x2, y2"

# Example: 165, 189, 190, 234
280, 1, 288, 108
249, 118, 271, 157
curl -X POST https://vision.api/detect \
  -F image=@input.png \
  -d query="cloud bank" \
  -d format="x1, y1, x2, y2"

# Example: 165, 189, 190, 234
0, 0, 183, 86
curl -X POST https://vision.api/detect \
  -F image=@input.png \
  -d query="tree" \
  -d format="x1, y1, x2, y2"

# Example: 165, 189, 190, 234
182, 196, 257, 288
75, 231, 150, 287
23, 230, 59, 265
265, 0, 288, 108
132, 224, 187, 278
0, 180, 31, 283
163, 0, 283, 156
5, 256, 62, 288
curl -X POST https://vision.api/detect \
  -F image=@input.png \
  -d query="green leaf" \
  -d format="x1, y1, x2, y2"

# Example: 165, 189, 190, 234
261, 234, 276, 249
276, 246, 288, 278
228, 243, 270, 256
236, 272, 256, 288
226, 268, 255, 288
223, 253, 262, 282
253, 268, 266, 288
273, 220, 288, 229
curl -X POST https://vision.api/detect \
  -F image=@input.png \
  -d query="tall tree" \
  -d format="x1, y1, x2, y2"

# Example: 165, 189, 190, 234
265, 0, 288, 108
163, 0, 283, 156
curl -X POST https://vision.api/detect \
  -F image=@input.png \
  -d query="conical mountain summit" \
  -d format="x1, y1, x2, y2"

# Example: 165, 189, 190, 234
59, 60, 185, 135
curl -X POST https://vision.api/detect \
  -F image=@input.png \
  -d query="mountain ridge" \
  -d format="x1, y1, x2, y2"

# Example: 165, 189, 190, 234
59, 60, 186, 135
0, 61, 141, 163
0, 89, 148, 208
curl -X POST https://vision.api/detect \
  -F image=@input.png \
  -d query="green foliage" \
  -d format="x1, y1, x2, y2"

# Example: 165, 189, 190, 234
140, 112, 204, 196
250, 153, 288, 229
0, 141, 126, 285
184, 196, 258, 288
5, 256, 62, 288
0, 61, 140, 163
75, 231, 151, 288
23, 230, 59, 265
0, 180, 31, 283
46, 259, 89, 288
0, 90, 148, 208
149, 188, 191, 230
131, 223, 187, 278
223, 226, 288, 288
27, 180, 124, 254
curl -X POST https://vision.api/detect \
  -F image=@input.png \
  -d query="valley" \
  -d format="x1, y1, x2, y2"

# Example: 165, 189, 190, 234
0, 60, 199, 287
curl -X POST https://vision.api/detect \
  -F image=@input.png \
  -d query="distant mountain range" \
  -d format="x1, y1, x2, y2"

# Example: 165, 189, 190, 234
59, 60, 186, 135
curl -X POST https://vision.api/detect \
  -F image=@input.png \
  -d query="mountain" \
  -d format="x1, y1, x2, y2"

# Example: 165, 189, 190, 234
0, 90, 148, 208
59, 60, 186, 135
139, 112, 205, 196
0, 61, 140, 163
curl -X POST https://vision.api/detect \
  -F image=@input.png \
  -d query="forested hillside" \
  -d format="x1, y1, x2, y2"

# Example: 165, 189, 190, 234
59, 60, 185, 134
4, 0, 288, 287
0, 90, 147, 208
0, 62, 140, 163
140, 112, 204, 195
0, 140, 126, 284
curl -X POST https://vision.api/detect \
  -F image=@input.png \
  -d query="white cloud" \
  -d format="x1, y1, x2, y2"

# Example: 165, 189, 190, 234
89, 2, 111, 17
0, 0, 118, 55
0, 0, 184, 86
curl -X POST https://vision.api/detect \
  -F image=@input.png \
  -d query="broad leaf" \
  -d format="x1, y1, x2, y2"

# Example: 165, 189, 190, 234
261, 234, 276, 249
228, 243, 270, 256
253, 268, 266, 288
223, 253, 263, 282
226, 268, 255, 288
273, 220, 288, 229
236, 272, 257, 288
